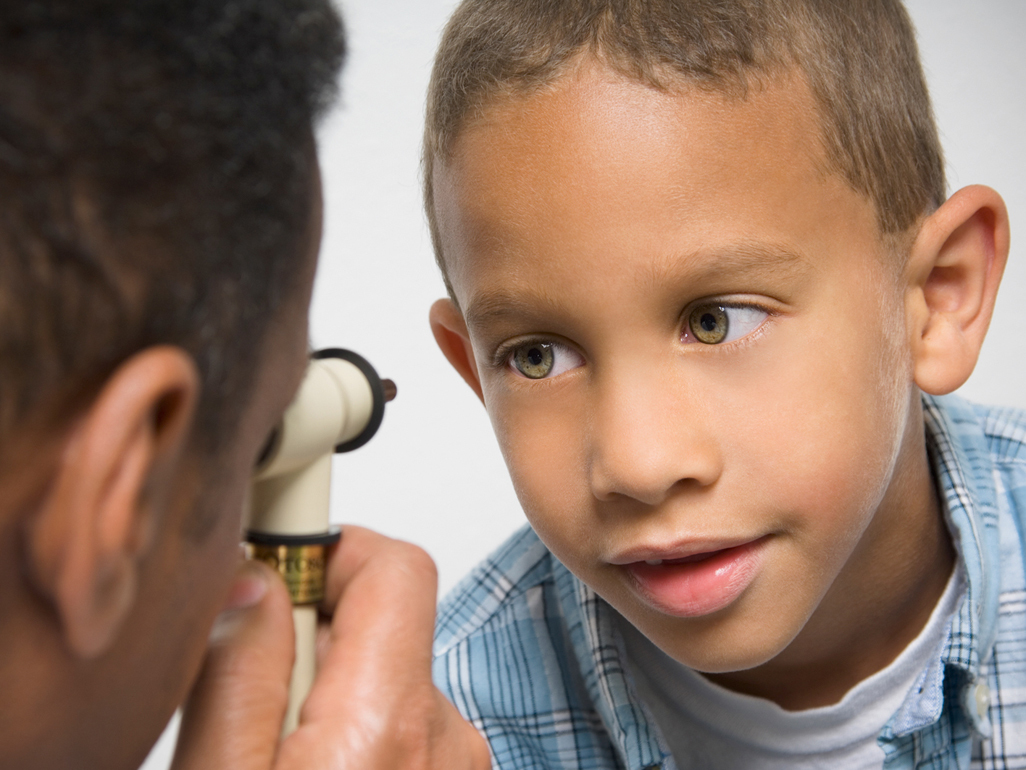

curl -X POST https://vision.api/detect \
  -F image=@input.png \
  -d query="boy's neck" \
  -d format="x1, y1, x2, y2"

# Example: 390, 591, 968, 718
706, 399, 955, 711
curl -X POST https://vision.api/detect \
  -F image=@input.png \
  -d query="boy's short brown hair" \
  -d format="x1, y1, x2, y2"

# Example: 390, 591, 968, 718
424, 0, 945, 297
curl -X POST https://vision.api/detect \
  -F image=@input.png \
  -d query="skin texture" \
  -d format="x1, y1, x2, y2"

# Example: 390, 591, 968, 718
429, 59, 1008, 710
1, 158, 489, 769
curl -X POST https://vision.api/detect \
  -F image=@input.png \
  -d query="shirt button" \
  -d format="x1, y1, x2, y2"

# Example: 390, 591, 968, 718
973, 682, 991, 718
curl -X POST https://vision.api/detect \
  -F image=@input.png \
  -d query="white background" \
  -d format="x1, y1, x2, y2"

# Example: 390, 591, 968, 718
142, 1, 1025, 767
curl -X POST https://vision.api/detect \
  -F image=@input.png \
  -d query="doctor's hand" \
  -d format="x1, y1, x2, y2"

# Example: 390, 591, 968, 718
170, 526, 490, 770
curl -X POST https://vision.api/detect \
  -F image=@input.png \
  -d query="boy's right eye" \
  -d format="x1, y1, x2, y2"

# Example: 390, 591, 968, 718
508, 340, 584, 380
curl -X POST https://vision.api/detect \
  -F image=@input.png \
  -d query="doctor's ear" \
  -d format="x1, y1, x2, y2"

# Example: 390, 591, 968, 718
430, 298, 484, 403
906, 185, 1009, 396
25, 346, 199, 659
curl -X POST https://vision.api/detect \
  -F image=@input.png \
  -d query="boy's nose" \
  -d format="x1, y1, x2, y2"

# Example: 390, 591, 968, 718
588, 368, 722, 506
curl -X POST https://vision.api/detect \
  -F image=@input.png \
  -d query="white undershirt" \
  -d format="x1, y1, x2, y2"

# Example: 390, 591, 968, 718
618, 565, 964, 770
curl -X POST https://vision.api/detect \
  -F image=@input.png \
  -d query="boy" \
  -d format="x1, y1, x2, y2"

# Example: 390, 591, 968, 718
424, 0, 1022, 767
0, 2, 486, 768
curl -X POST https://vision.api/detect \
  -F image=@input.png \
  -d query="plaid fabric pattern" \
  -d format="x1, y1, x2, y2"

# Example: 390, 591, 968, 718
434, 395, 1026, 769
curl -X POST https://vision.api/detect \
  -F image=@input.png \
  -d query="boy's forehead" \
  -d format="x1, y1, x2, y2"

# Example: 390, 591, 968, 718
445, 62, 825, 198
433, 61, 881, 310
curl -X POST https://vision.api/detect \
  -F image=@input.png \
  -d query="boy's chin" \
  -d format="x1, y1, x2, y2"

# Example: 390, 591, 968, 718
659, 631, 794, 676
614, 595, 805, 675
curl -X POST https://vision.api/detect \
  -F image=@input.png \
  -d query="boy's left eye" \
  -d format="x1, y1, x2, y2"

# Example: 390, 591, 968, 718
683, 303, 768, 345
508, 341, 584, 379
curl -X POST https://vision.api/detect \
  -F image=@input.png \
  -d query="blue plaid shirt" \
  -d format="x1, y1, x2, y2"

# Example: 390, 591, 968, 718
433, 395, 1026, 769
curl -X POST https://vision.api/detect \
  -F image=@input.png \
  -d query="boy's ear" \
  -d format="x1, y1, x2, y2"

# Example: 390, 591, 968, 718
26, 346, 199, 659
906, 185, 1009, 396
430, 298, 484, 403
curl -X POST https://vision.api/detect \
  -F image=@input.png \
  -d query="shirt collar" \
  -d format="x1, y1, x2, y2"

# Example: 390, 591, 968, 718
886, 394, 1000, 739
555, 567, 672, 769
921, 394, 1001, 671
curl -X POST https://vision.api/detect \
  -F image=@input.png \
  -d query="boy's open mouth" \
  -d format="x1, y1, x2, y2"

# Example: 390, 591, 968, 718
622, 538, 768, 618
641, 550, 720, 566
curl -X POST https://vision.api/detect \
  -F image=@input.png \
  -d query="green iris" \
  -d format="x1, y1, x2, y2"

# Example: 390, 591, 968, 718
513, 342, 555, 379
689, 304, 728, 344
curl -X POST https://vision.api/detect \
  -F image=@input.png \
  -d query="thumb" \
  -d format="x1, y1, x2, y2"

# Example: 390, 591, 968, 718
171, 559, 295, 770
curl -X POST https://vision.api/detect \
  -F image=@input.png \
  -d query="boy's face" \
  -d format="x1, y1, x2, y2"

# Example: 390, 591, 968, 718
432, 62, 932, 674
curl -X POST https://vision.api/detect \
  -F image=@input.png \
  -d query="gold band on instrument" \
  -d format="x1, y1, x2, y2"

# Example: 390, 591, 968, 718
246, 543, 328, 605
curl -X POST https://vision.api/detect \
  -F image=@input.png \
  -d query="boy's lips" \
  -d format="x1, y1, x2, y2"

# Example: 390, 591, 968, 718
618, 537, 769, 618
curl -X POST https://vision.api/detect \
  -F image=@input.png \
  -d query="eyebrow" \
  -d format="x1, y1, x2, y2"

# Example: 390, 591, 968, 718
463, 240, 812, 332
464, 290, 563, 332
642, 241, 812, 290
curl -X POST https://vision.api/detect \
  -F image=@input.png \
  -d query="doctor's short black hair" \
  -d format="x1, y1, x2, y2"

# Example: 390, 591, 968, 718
0, 0, 345, 452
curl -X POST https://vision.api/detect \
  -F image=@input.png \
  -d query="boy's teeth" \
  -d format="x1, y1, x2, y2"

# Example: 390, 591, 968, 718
645, 559, 663, 566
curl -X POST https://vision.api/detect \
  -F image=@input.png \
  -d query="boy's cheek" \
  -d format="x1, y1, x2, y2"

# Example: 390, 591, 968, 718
494, 407, 581, 496
489, 394, 594, 533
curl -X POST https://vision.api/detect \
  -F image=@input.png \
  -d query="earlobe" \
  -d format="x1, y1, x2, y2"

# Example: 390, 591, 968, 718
908, 185, 1009, 395
26, 346, 199, 658
429, 298, 485, 403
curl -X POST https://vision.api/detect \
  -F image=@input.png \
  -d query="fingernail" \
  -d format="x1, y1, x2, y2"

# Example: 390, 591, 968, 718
223, 560, 269, 610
